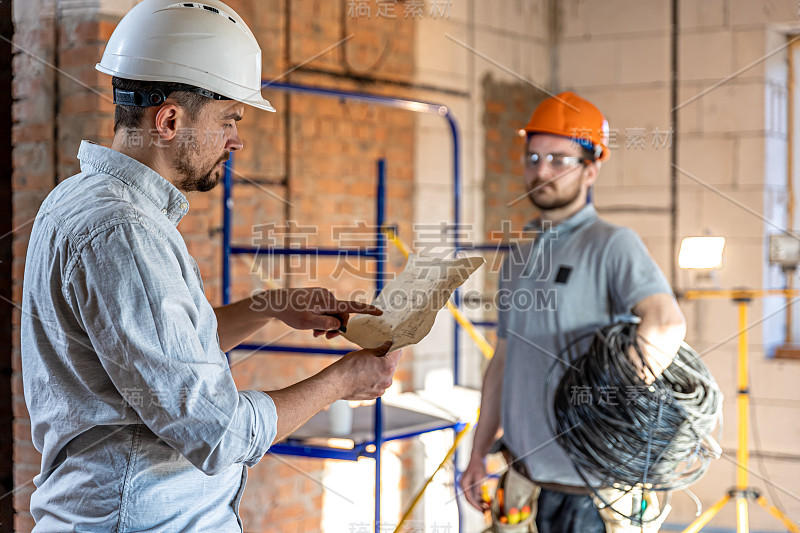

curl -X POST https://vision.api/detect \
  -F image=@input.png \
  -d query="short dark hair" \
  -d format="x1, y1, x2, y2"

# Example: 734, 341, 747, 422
112, 77, 211, 133
580, 145, 597, 163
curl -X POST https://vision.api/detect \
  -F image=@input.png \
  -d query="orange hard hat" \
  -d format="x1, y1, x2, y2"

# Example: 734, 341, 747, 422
524, 91, 610, 161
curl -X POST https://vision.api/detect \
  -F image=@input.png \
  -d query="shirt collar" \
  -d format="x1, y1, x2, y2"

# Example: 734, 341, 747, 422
77, 140, 190, 225
524, 203, 598, 236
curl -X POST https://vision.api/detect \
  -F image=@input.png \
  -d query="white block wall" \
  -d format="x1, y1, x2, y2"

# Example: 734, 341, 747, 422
415, 1, 800, 531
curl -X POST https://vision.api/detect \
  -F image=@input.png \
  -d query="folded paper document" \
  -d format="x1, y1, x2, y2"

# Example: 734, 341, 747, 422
344, 254, 485, 351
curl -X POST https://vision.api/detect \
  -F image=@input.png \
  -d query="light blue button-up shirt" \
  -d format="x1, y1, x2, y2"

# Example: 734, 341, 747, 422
22, 141, 277, 532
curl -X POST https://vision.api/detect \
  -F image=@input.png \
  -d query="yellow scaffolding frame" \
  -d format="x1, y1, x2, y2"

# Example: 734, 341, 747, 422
384, 229, 493, 533
680, 289, 800, 533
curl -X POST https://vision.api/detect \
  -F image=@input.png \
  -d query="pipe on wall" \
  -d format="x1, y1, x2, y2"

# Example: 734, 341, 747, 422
670, 0, 679, 289
785, 38, 797, 343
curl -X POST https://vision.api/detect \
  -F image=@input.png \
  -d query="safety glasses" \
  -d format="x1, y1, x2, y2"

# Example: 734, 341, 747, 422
523, 152, 591, 170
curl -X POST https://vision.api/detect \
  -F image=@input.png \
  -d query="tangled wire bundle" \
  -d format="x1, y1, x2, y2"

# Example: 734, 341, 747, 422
552, 322, 723, 492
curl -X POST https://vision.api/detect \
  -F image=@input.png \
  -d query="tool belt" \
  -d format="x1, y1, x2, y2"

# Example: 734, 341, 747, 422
483, 466, 539, 533
483, 442, 672, 533
482, 442, 540, 533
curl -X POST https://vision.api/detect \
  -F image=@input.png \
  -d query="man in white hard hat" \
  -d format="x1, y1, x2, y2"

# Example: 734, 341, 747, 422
21, 1, 400, 531
460, 92, 685, 532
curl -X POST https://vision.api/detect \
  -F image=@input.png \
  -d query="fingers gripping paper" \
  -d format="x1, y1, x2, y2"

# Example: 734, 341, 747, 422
344, 254, 485, 351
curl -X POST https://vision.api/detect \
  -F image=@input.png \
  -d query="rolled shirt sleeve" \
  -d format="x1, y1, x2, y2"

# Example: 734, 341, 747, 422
66, 220, 276, 475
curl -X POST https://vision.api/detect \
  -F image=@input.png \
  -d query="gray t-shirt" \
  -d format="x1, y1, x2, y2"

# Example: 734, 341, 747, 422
496, 204, 671, 486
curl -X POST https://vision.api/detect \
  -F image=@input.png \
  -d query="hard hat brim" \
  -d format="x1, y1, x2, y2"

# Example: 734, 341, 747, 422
97, 62, 276, 112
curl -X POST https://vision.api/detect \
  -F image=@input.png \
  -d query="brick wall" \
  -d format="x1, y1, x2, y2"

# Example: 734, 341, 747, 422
480, 74, 547, 312
10, 0, 421, 531
1, 0, 15, 529
12, 2, 59, 530
11, 2, 123, 528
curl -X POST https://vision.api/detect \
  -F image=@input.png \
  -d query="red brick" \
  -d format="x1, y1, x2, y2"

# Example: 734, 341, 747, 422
12, 74, 46, 103
12, 97, 53, 124
12, 484, 32, 512
11, 346, 22, 372
12, 191, 48, 225
61, 92, 114, 115
11, 170, 54, 194
13, 418, 31, 439
13, 396, 30, 419
59, 44, 103, 69
274, 520, 300, 533
13, 464, 39, 489
13, 441, 41, 467
301, 517, 320, 531
98, 19, 117, 41
13, 228, 30, 249
73, 21, 99, 42
11, 58, 52, 94
12, 283, 23, 303
61, 66, 108, 92
14, 511, 35, 533
12, 140, 52, 173
10, 258, 24, 285
486, 101, 507, 114
15, 24, 54, 47
12, 123, 51, 145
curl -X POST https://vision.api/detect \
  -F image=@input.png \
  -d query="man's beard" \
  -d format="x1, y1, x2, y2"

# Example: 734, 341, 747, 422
527, 170, 585, 210
174, 142, 229, 193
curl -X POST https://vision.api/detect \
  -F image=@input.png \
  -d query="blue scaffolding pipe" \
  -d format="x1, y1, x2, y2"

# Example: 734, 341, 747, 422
267, 443, 370, 462
385, 421, 466, 445
222, 153, 234, 306
374, 158, 386, 532
229, 246, 383, 257
268, 419, 465, 462
234, 344, 353, 356
266, 81, 456, 119
457, 244, 515, 251
222, 81, 464, 533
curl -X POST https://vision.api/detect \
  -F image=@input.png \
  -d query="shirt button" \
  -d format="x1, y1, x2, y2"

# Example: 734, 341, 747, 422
161, 208, 168, 214
180, 202, 188, 211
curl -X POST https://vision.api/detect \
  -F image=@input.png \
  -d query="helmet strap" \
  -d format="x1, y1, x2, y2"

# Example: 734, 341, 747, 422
113, 86, 231, 107
113, 88, 167, 107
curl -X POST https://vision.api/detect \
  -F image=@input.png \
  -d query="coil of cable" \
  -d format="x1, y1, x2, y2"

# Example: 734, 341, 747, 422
552, 322, 723, 492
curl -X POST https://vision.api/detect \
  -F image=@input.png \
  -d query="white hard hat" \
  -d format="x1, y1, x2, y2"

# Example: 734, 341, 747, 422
96, 0, 275, 112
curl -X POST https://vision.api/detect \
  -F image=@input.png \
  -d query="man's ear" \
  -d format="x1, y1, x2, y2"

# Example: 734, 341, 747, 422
153, 104, 181, 142
584, 161, 600, 188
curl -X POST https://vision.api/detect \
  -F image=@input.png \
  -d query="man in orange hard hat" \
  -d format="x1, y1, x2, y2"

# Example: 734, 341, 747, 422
461, 92, 685, 532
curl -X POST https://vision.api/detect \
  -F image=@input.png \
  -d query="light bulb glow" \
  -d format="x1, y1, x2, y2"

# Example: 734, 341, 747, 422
679, 237, 726, 269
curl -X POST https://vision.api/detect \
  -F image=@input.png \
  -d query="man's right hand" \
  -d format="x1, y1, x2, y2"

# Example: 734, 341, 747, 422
256, 287, 382, 337
333, 341, 401, 400
461, 455, 489, 512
